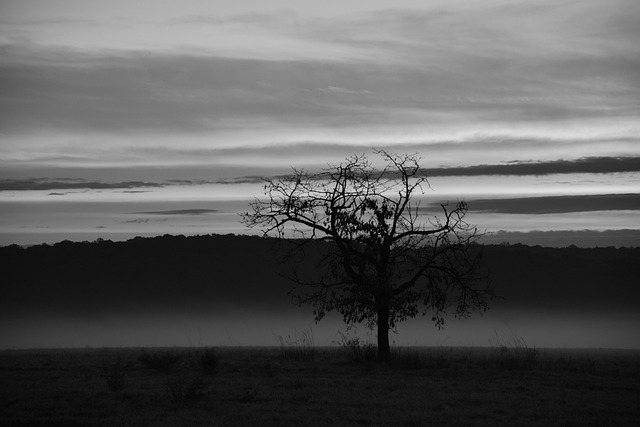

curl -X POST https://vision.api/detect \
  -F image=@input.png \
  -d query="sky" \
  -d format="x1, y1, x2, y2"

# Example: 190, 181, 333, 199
1, 0, 640, 246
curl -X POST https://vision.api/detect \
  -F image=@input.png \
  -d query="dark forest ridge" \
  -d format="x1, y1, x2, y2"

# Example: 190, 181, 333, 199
2, 233, 638, 321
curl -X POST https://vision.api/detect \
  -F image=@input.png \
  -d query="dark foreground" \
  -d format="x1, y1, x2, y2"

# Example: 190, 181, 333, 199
1, 346, 639, 426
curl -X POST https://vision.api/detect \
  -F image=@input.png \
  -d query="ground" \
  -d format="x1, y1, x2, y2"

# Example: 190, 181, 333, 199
1, 346, 639, 426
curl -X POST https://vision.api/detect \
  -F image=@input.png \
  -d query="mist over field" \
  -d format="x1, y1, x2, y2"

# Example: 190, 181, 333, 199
2, 234, 638, 350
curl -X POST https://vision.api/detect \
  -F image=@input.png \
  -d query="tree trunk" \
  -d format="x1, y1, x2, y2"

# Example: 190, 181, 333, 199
376, 305, 390, 362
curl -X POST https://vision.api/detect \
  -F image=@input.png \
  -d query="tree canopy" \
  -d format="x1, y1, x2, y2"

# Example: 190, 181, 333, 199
242, 150, 494, 360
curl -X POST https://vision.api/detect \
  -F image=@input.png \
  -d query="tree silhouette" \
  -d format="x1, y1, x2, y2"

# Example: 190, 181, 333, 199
242, 150, 493, 361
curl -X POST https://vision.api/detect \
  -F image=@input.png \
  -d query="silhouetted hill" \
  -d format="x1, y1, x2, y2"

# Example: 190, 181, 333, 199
2, 234, 296, 318
2, 234, 639, 320
482, 243, 639, 312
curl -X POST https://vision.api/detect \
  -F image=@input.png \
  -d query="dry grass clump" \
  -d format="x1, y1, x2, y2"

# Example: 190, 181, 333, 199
100, 354, 134, 393
195, 347, 219, 376
137, 348, 219, 405
275, 328, 316, 361
334, 330, 377, 363
138, 349, 183, 374
489, 329, 540, 370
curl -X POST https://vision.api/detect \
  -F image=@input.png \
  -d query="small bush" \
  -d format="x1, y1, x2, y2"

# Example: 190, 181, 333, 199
237, 386, 258, 403
261, 360, 275, 377
391, 347, 429, 369
489, 329, 540, 370
101, 355, 130, 393
195, 347, 219, 376
165, 373, 207, 405
139, 350, 182, 375
425, 350, 454, 369
334, 330, 377, 363
275, 328, 316, 361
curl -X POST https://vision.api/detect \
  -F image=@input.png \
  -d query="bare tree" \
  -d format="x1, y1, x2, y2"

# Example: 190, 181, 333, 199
242, 150, 493, 361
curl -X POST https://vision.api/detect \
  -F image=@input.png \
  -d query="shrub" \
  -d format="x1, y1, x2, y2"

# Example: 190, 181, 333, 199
391, 347, 430, 369
275, 328, 316, 361
165, 373, 207, 405
195, 347, 219, 376
334, 330, 377, 363
139, 350, 182, 375
237, 386, 258, 403
489, 329, 540, 370
101, 354, 131, 393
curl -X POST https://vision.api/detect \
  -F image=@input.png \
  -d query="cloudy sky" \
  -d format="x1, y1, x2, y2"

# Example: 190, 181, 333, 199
1, 0, 639, 246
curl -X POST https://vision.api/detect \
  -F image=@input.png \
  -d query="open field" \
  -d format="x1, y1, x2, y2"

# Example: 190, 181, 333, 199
1, 346, 639, 426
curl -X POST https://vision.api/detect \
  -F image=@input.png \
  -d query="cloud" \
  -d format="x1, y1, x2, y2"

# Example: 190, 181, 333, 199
480, 229, 640, 248
425, 157, 640, 177
2, 0, 639, 138
0, 178, 165, 191
131, 209, 219, 215
316, 86, 373, 95
0, 47, 391, 135
467, 193, 640, 215
145, 139, 640, 174
1, 0, 639, 177
122, 218, 168, 224
224, 156, 640, 185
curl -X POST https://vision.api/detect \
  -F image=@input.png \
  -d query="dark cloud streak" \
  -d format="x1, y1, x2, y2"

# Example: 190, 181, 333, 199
0, 178, 165, 191
2, 156, 636, 192
467, 193, 640, 215
480, 229, 640, 248
425, 157, 640, 177
131, 209, 219, 215
223, 155, 640, 183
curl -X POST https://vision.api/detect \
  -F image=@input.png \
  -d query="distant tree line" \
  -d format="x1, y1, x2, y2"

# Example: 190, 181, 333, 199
2, 234, 639, 323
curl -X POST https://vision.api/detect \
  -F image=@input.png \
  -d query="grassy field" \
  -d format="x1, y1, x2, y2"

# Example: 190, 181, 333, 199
1, 345, 639, 426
